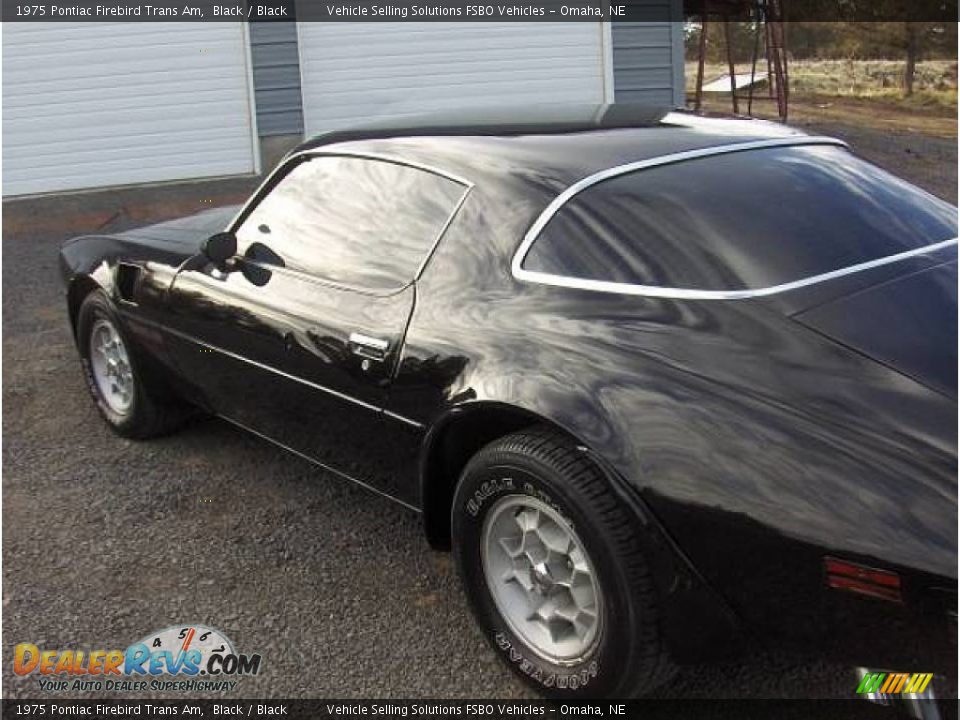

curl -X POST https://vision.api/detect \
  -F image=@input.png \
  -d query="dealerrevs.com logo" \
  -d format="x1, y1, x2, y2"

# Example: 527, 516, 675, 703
14, 624, 262, 693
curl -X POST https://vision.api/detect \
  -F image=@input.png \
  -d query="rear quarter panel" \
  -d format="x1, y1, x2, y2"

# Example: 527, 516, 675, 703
392, 181, 957, 669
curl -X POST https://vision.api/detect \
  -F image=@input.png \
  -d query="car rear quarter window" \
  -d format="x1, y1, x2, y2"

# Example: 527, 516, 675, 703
237, 155, 467, 293
520, 145, 957, 292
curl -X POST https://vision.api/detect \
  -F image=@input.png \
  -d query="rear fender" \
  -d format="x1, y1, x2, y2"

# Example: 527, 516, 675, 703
577, 444, 744, 663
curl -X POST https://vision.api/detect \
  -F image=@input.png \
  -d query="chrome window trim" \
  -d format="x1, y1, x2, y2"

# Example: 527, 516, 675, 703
516, 238, 958, 300
413, 184, 472, 281
224, 257, 410, 298
509, 135, 960, 301
227, 148, 473, 233
225, 148, 474, 292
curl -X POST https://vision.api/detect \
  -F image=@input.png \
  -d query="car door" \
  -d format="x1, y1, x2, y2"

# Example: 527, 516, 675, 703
163, 153, 469, 503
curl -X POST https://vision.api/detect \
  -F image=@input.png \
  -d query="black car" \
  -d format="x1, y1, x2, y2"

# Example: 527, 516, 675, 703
60, 105, 957, 698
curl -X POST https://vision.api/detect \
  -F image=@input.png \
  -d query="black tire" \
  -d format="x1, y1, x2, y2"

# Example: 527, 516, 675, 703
452, 426, 675, 698
76, 289, 188, 439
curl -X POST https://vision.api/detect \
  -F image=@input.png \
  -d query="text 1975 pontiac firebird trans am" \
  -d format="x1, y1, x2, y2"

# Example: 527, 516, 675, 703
60, 105, 957, 698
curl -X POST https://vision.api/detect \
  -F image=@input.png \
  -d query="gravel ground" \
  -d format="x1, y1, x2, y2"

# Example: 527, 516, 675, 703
2, 127, 955, 703
790, 119, 957, 203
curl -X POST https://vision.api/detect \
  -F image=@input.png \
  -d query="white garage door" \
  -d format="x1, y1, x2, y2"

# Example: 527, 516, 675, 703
297, 23, 611, 136
3, 23, 259, 197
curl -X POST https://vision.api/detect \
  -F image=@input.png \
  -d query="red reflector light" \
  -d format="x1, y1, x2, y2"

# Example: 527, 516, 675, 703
824, 557, 902, 603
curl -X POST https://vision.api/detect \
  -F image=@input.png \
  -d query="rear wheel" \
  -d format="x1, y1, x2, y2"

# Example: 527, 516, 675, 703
452, 426, 675, 698
77, 289, 188, 438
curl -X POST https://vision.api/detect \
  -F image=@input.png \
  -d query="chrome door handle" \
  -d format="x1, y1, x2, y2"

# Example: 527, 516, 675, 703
349, 332, 389, 361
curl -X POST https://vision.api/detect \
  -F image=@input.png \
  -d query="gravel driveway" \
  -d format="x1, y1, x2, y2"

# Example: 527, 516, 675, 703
2, 128, 955, 703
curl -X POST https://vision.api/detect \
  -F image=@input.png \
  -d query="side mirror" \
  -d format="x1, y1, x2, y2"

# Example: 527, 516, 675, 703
241, 242, 285, 287
202, 232, 237, 269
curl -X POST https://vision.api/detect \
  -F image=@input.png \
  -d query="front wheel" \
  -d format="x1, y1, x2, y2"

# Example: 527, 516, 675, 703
452, 427, 675, 698
76, 289, 188, 439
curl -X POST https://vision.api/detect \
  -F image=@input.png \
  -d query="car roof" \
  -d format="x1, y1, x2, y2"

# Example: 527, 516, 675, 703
290, 104, 817, 187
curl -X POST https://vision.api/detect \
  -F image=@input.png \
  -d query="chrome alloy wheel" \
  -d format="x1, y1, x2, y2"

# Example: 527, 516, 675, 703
481, 494, 604, 665
89, 318, 134, 415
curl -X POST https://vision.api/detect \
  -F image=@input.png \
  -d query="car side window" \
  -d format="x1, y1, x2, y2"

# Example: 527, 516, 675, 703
235, 155, 467, 293
521, 145, 957, 292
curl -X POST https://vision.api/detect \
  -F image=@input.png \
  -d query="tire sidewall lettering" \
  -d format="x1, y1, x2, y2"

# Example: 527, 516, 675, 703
493, 631, 599, 691
464, 471, 576, 533
465, 476, 515, 517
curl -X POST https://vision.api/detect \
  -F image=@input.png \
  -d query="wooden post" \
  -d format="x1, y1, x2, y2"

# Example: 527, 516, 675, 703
724, 18, 739, 114
695, 15, 708, 111
904, 21, 918, 97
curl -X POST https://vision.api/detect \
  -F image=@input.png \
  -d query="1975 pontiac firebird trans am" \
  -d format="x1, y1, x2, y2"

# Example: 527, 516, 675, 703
61, 106, 957, 697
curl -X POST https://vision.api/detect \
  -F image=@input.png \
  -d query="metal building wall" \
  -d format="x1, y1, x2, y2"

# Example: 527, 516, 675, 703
249, 22, 305, 136
251, 14, 687, 138
612, 1, 686, 107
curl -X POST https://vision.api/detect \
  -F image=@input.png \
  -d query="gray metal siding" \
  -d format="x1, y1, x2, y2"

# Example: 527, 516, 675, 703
252, 17, 686, 137
298, 24, 606, 136
4, 24, 257, 195
250, 22, 304, 137
612, 1, 686, 107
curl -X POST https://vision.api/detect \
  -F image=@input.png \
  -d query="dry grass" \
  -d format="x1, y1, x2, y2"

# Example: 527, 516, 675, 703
686, 60, 957, 120
686, 59, 958, 109
693, 93, 957, 138
685, 59, 958, 140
